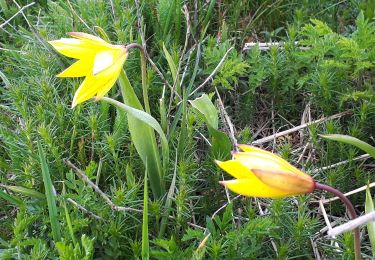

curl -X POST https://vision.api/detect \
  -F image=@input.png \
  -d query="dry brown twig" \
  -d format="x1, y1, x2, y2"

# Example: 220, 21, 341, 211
251, 111, 351, 145
64, 160, 205, 230
189, 46, 235, 97
67, 198, 104, 221
65, 159, 142, 213
133, 0, 175, 95
312, 180, 375, 204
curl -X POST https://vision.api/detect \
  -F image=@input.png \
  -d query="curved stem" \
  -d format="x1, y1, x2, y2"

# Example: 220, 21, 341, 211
125, 43, 150, 114
315, 182, 361, 260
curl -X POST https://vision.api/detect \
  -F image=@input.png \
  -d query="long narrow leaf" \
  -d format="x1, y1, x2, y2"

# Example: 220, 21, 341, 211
0, 189, 23, 206
159, 153, 178, 237
163, 43, 177, 82
37, 140, 61, 242
0, 185, 45, 200
322, 134, 375, 158
117, 71, 165, 198
142, 170, 149, 260
366, 185, 375, 256
101, 96, 169, 194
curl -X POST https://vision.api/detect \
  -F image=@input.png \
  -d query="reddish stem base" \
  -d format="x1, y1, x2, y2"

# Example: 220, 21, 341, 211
315, 182, 361, 260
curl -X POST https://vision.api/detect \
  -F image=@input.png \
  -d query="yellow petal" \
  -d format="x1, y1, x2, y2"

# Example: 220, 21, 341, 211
71, 52, 127, 107
215, 160, 252, 179
71, 76, 98, 107
233, 152, 291, 172
48, 38, 97, 59
94, 51, 127, 98
68, 32, 111, 46
93, 50, 116, 75
251, 168, 315, 194
220, 179, 293, 198
57, 58, 94, 78
234, 148, 307, 177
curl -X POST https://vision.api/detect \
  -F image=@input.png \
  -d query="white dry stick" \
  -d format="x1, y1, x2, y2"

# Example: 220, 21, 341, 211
319, 200, 340, 251
312, 154, 371, 174
189, 46, 234, 97
243, 41, 310, 51
0, 2, 35, 29
251, 111, 351, 145
328, 211, 375, 237
314, 181, 375, 204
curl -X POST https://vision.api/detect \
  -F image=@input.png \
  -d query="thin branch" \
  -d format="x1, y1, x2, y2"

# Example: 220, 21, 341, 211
251, 111, 351, 145
67, 198, 104, 221
311, 154, 371, 174
64, 160, 204, 230
319, 200, 340, 250
328, 211, 375, 237
134, 0, 174, 92
66, 0, 93, 33
0, 2, 35, 29
215, 87, 237, 149
189, 46, 234, 97
167, 4, 191, 117
243, 41, 310, 51
64, 160, 142, 213
313, 181, 375, 204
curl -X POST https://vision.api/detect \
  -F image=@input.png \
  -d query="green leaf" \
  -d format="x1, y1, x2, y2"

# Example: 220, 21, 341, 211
190, 94, 218, 129
366, 185, 375, 256
37, 140, 61, 242
163, 43, 177, 82
0, 189, 23, 206
159, 153, 178, 237
117, 71, 166, 198
322, 134, 375, 158
190, 94, 231, 159
1, 185, 45, 200
101, 96, 169, 183
142, 170, 149, 260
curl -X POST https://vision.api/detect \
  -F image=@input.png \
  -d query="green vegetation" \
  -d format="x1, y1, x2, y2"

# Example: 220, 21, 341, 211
1, 0, 375, 258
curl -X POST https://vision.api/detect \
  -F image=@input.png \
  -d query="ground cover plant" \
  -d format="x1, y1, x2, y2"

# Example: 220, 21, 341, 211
1, 0, 375, 259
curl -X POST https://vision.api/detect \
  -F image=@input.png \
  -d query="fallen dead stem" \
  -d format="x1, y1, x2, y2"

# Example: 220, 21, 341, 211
64, 159, 205, 230
251, 111, 351, 145
312, 181, 375, 204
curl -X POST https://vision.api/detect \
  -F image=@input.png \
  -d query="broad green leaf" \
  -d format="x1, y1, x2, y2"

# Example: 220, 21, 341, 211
322, 134, 375, 158
366, 185, 375, 256
190, 94, 231, 159
101, 96, 169, 182
38, 140, 61, 242
2, 185, 45, 200
114, 70, 166, 198
190, 94, 218, 129
142, 170, 149, 260
163, 43, 177, 82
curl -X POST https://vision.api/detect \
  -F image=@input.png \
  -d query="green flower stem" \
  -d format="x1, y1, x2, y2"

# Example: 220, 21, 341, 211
125, 43, 150, 114
315, 183, 361, 260
118, 69, 165, 198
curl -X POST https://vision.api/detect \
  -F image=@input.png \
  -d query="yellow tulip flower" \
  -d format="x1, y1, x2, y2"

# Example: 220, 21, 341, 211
49, 32, 128, 108
216, 145, 315, 198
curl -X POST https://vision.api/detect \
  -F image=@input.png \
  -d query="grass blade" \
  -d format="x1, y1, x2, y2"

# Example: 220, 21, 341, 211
366, 185, 375, 256
142, 170, 149, 260
0, 189, 23, 206
37, 140, 61, 242
0, 185, 45, 200
322, 134, 375, 158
